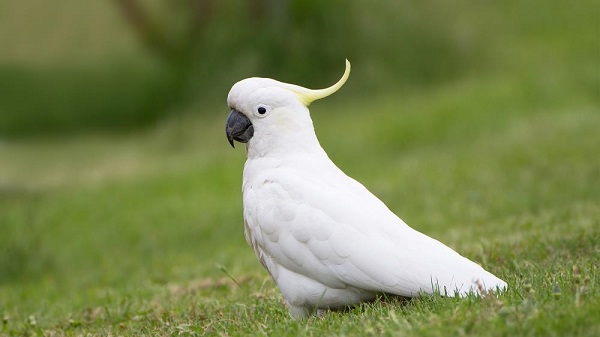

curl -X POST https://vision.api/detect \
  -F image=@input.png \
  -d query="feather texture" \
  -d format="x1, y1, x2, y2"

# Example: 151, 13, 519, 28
226, 63, 507, 318
241, 151, 506, 318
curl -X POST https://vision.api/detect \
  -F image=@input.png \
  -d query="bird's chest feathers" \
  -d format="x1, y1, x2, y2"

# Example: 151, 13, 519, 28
242, 156, 321, 251
244, 164, 295, 233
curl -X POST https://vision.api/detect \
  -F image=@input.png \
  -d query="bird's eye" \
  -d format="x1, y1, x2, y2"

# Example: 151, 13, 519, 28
254, 105, 270, 117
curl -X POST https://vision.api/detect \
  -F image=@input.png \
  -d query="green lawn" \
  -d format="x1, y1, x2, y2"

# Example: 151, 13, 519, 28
1, 68, 599, 336
1, 0, 599, 335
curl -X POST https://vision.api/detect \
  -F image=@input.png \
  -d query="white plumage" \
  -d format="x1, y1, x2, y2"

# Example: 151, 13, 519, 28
225, 60, 507, 319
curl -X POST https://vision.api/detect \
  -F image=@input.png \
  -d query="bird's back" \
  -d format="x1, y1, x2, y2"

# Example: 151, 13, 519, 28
242, 152, 506, 304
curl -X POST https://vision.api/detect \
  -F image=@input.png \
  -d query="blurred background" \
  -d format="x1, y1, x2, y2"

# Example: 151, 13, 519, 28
0, 0, 598, 320
1, 0, 595, 137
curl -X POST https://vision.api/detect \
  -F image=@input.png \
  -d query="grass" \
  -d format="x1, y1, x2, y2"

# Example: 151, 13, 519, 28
1, 0, 599, 335
1, 67, 599, 335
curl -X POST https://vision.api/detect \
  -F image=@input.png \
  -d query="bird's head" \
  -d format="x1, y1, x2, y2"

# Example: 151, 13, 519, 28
226, 60, 350, 156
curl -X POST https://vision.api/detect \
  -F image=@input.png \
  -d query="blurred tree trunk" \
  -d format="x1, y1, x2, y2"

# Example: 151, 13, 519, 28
112, 0, 355, 97
114, 0, 172, 61
113, 0, 219, 65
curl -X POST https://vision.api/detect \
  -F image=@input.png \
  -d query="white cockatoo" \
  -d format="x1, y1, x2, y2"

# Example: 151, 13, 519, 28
225, 60, 507, 319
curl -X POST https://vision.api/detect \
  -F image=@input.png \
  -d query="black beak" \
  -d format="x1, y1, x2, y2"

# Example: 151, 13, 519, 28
225, 109, 254, 148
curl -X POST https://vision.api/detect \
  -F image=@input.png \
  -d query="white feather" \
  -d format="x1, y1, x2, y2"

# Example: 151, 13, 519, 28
227, 68, 507, 319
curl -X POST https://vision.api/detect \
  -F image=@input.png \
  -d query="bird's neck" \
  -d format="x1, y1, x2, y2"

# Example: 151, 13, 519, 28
246, 127, 325, 159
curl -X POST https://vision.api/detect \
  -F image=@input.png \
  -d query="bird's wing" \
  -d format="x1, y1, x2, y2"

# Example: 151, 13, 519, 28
243, 161, 506, 296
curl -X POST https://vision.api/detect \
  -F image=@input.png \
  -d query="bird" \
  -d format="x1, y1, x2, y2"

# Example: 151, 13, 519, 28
225, 60, 507, 319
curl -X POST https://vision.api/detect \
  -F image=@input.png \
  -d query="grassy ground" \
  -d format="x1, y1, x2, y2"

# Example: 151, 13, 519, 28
1, 68, 599, 336
1, 1, 599, 336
